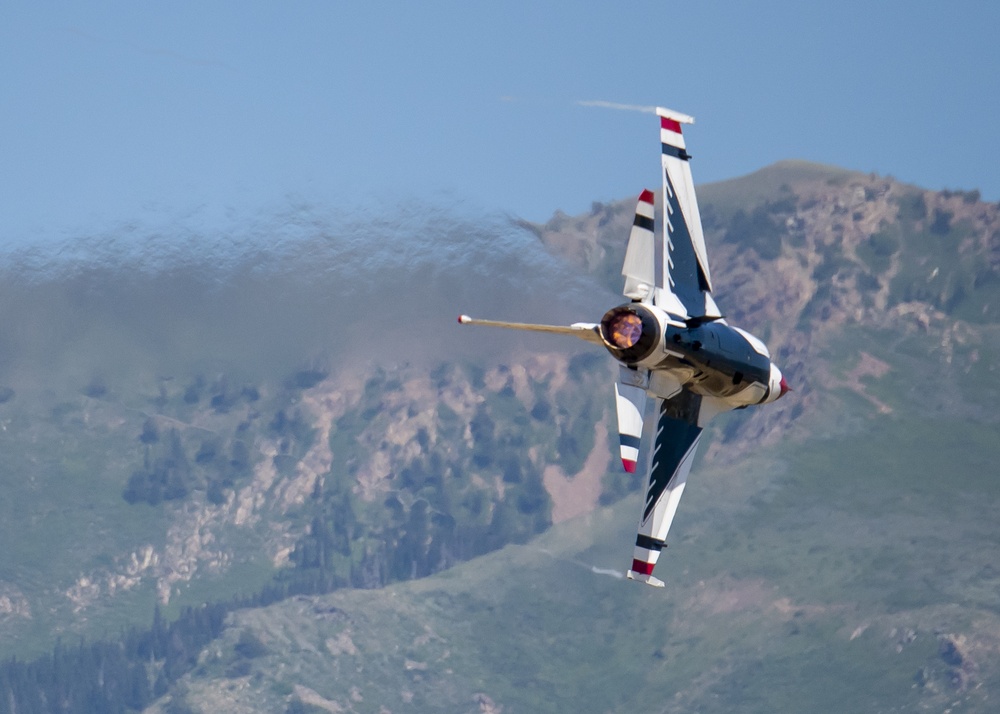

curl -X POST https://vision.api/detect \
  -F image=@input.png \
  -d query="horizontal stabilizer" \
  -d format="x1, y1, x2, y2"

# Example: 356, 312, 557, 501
457, 315, 602, 345
614, 378, 646, 473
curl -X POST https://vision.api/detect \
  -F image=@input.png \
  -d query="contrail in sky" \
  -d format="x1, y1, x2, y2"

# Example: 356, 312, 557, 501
576, 100, 658, 114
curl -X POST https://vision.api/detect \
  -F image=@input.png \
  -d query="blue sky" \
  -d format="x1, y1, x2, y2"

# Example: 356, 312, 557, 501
2, 2, 998, 247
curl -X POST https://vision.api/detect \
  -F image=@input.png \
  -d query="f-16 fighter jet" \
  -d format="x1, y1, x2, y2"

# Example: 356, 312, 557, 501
459, 108, 789, 587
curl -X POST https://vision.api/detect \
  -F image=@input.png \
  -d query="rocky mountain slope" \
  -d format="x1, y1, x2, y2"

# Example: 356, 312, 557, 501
153, 163, 1000, 713
0, 209, 614, 660
1, 161, 998, 712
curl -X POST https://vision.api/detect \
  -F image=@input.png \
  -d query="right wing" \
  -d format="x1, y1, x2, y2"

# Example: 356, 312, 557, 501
457, 315, 603, 346
655, 107, 722, 322
626, 388, 706, 587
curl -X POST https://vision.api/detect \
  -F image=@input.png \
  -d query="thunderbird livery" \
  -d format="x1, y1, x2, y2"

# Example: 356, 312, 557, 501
459, 108, 789, 587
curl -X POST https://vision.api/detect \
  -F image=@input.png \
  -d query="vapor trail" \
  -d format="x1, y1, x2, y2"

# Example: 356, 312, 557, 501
527, 547, 625, 580
576, 100, 658, 114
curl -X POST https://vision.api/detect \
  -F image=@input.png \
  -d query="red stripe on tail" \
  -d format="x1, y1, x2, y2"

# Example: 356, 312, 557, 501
661, 117, 682, 134
631, 559, 655, 575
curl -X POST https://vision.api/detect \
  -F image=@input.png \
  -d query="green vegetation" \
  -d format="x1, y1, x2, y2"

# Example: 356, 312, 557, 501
289, 361, 608, 589
855, 226, 900, 274
0, 604, 228, 714
723, 196, 797, 260
885, 211, 992, 317
698, 160, 855, 216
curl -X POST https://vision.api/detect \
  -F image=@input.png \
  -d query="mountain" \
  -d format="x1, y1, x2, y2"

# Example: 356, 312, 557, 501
0, 209, 610, 657
1, 162, 998, 712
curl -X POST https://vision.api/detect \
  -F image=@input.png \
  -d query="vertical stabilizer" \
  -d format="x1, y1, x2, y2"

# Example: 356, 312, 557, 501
622, 189, 656, 302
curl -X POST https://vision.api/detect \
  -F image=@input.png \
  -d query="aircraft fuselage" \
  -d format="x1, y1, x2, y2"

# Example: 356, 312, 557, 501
599, 302, 785, 406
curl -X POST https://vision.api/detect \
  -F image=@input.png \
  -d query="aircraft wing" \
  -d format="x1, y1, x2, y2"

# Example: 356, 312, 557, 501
655, 107, 721, 321
626, 388, 706, 587
457, 315, 603, 345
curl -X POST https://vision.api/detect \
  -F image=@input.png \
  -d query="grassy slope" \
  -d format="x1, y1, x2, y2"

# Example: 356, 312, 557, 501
0, 392, 168, 655
697, 160, 859, 214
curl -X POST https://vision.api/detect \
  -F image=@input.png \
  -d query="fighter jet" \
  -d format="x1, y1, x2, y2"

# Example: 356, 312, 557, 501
459, 107, 789, 587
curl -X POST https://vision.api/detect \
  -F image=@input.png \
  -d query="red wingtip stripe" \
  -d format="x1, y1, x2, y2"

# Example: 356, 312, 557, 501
631, 559, 655, 575
622, 459, 637, 474
661, 117, 682, 134
638, 189, 654, 204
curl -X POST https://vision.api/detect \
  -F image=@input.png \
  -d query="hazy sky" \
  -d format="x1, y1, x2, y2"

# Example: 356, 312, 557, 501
2, 2, 997, 246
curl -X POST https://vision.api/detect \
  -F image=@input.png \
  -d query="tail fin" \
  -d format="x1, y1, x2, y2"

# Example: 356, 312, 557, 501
622, 190, 655, 302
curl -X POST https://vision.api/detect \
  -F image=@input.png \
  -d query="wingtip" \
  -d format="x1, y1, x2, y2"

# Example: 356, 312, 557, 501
622, 459, 637, 474
655, 107, 695, 124
626, 570, 665, 588
458, 315, 470, 324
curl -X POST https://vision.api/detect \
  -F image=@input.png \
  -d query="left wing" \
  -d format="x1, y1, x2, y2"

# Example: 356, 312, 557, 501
457, 315, 603, 345
626, 388, 709, 587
